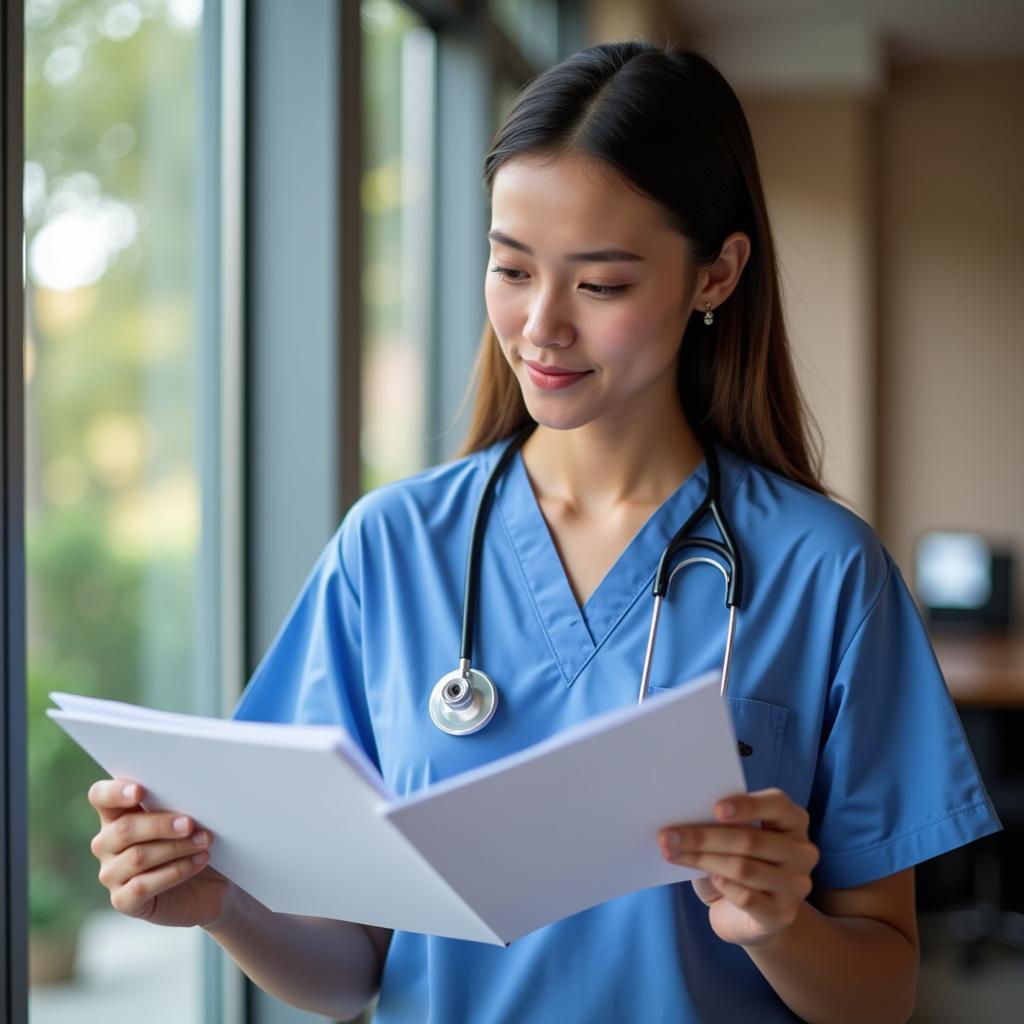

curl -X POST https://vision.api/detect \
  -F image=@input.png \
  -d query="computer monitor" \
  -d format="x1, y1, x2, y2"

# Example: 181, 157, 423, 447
914, 531, 1014, 629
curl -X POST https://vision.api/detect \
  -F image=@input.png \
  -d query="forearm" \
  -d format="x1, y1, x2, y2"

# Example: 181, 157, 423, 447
202, 883, 382, 1020
742, 900, 918, 1024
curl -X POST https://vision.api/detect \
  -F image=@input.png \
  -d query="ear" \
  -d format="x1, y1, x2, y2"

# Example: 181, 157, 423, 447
692, 232, 752, 314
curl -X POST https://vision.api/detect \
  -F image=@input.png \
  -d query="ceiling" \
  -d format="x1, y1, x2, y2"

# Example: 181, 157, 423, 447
672, 0, 1024, 62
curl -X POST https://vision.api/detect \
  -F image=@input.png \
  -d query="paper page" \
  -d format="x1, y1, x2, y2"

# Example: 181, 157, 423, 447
47, 705, 503, 944
382, 671, 745, 944
49, 692, 390, 800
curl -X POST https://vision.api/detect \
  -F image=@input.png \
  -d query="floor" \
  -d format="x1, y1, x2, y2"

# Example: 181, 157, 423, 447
913, 947, 1024, 1022
27, 909, 1024, 1023
911, 927, 1024, 1022
29, 910, 204, 1023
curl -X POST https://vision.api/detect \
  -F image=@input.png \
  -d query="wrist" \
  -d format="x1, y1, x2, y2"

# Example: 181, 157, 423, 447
202, 881, 246, 936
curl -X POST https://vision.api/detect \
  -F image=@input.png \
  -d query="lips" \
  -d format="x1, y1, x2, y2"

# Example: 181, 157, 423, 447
524, 361, 588, 376
524, 360, 592, 391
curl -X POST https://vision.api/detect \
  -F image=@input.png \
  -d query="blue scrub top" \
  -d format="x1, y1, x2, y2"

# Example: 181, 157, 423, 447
232, 439, 1001, 1023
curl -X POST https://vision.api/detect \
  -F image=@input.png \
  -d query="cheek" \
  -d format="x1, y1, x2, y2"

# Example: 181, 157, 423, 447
587, 303, 671, 361
484, 278, 520, 341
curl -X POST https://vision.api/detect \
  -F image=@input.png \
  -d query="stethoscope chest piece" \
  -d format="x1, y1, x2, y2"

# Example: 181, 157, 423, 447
429, 666, 499, 736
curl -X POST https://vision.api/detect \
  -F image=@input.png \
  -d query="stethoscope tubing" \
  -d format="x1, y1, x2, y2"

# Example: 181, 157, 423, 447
433, 424, 743, 736
637, 560, 739, 703
458, 425, 534, 668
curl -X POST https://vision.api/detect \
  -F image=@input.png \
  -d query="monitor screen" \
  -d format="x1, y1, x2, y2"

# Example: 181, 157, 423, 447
916, 532, 993, 611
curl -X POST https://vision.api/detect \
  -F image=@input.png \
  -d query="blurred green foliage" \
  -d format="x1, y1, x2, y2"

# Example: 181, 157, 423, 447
28, 571, 139, 936
25, 0, 199, 942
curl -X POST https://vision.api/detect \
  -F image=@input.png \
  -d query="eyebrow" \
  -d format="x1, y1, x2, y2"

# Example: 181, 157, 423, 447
487, 229, 645, 263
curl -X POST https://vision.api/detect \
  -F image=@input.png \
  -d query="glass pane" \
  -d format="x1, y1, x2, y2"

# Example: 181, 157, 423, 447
25, 0, 206, 1019
361, 0, 434, 491
489, 0, 558, 69
496, 71, 523, 125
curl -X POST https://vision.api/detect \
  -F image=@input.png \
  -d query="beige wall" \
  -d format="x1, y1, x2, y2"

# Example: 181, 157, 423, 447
877, 62, 1024, 612
742, 98, 876, 517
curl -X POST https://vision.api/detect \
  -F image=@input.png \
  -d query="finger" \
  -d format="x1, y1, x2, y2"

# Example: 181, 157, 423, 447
666, 851, 812, 897
707, 874, 784, 921
110, 851, 211, 920
714, 789, 811, 835
87, 779, 146, 825
100, 831, 212, 890
660, 825, 819, 871
93, 810, 199, 859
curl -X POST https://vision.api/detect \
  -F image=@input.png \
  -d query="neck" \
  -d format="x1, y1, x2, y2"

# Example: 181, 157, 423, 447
520, 397, 704, 515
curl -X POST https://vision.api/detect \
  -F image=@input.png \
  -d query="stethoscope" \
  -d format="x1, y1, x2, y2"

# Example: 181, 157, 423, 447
428, 424, 745, 743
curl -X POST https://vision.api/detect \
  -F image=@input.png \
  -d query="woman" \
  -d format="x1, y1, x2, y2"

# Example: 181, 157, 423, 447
88, 42, 1000, 1022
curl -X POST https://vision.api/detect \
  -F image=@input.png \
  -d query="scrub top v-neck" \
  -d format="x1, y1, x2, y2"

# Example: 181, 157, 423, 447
232, 437, 1001, 1024
497, 444, 720, 687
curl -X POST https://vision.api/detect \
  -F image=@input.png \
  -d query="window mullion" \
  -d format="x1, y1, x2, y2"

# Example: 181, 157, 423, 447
1, 1, 27, 1021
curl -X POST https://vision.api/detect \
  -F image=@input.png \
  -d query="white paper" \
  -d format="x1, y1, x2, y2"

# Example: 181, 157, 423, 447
47, 705, 501, 944
47, 670, 745, 946
382, 670, 746, 943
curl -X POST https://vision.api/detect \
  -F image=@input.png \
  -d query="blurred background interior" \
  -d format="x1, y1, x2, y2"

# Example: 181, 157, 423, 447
18, 0, 1023, 1022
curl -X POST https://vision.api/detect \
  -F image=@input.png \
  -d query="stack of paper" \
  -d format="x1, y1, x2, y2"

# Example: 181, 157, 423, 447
48, 670, 745, 946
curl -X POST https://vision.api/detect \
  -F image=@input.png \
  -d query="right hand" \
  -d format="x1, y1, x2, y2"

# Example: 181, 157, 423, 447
88, 778, 233, 928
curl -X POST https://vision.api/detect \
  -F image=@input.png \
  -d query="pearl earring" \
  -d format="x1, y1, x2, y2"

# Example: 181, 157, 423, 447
703, 302, 714, 327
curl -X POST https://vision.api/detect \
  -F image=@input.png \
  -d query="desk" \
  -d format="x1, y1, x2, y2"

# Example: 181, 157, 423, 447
932, 632, 1024, 708
924, 630, 1024, 964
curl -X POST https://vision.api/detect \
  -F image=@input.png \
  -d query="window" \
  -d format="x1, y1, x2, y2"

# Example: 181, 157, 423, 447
25, 1, 207, 1018
361, 0, 435, 490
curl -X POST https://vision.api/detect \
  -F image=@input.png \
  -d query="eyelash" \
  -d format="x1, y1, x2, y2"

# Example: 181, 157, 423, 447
488, 266, 629, 298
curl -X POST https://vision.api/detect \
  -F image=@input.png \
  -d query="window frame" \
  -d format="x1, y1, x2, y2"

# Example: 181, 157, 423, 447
198, 1, 248, 1021
1, 1, 27, 1020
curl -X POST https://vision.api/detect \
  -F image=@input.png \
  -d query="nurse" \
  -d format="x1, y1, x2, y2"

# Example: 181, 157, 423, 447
87, 42, 1000, 1022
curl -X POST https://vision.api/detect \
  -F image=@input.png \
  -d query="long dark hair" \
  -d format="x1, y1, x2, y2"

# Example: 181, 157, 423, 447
455, 41, 826, 495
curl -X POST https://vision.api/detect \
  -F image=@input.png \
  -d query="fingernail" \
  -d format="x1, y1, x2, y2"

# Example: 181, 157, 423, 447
663, 831, 680, 852
173, 816, 190, 833
191, 830, 208, 846
122, 784, 137, 800
719, 801, 736, 820
191, 851, 209, 865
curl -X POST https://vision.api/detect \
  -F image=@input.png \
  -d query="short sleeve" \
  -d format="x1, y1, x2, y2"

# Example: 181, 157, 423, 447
229, 518, 380, 771
808, 558, 1002, 889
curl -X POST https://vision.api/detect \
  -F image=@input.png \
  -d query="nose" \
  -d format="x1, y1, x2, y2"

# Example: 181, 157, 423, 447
522, 289, 574, 348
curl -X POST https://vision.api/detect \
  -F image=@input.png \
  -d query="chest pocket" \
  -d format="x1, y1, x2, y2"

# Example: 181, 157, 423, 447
649, 688, 789, 794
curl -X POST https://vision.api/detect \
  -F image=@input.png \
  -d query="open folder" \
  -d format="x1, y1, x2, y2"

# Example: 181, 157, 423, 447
48, 670, 745, 946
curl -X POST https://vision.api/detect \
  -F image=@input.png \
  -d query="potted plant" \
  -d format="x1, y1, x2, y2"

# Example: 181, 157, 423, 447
27, 658, 110, 986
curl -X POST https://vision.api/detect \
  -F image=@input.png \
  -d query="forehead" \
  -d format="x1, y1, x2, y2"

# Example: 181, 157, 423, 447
489, 152, 675, 250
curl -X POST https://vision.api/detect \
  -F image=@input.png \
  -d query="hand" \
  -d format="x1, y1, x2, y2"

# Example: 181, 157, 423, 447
658, 788, 820, 947
88, 778, 233, 928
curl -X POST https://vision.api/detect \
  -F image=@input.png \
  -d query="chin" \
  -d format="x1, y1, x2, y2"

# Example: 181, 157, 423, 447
520, 398, 596, 433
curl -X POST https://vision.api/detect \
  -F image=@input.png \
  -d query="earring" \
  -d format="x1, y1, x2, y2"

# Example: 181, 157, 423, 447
703, 302, 714, 327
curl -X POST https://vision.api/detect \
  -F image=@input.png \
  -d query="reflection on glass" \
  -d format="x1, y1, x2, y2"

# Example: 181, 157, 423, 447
361, 0, 433, 491
25, 0, 205, 1019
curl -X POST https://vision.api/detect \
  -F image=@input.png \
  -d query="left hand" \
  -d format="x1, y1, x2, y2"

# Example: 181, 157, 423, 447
658, 788, 820, 947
